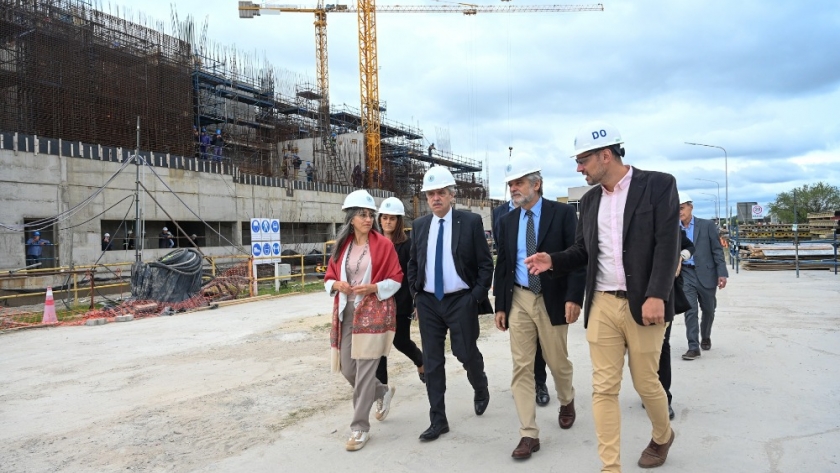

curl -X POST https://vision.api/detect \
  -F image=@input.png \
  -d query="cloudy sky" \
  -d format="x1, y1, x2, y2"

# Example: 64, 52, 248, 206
117, 0, 839, 219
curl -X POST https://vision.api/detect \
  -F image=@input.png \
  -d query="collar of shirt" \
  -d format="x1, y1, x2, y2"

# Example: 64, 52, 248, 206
680, 216, 696, 265
437, 207, 453, 225
507, 200, 515, 212
515, 197, 543, 287
601, 165, 633, 196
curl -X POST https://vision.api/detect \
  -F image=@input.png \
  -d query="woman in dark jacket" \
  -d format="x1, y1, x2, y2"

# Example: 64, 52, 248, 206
375, 197, 425, 385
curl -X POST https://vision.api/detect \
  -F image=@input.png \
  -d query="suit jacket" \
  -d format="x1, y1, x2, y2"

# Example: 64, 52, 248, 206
493, 198, 585, 326
674, 229, 695, 315
491, 201, 510, 245
550, 167, 681, 327
408, 208, 494, 314
687, 217, 729, 289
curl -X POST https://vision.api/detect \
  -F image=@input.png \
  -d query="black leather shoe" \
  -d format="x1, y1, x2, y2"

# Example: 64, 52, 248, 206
535, 383, 550, 407
669, 405, 675, 420
419, 423, 450, 441
474, 389, 490, 416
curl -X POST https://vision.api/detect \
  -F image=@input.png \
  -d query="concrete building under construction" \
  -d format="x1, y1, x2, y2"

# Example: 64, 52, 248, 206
0, 0, 494, 274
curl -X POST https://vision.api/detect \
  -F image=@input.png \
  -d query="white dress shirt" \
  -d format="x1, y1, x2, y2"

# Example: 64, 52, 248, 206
423, 208, 469, 294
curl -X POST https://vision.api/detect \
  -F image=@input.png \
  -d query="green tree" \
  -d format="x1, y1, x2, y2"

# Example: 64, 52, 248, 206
768, 182, 840, 223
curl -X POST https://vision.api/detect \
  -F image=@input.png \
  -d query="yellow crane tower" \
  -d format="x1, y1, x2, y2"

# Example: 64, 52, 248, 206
239, 2, 604, 187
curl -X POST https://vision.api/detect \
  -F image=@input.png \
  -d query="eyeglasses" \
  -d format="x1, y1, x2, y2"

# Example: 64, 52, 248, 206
575, 150, 599, 165
356, 211, 375, 220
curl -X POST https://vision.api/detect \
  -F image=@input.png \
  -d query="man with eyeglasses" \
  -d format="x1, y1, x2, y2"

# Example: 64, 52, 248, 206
525, 121, 680, 472
408, 166, 494, 442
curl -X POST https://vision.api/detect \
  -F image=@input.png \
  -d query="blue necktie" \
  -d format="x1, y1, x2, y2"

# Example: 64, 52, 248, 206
434, 218, 445, 300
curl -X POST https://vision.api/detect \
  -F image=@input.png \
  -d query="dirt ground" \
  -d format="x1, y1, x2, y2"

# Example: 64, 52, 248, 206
1, 269, 839, 473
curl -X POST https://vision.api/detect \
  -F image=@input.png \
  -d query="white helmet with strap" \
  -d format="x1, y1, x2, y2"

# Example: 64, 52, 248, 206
342, 189, 377, 210
571, 120, 624, 157
504, 163, 541, 183
378, 197, 405, 216
420, 166, 456, 192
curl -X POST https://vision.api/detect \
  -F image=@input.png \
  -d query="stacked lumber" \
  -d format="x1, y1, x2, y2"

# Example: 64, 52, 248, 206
807, 211, 840, 239
740, 242, 838, 271
738, 224, 810, 240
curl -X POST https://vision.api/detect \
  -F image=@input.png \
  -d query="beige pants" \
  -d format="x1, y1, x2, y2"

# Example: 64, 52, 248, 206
587, 291, 670, 472
340, 304, 388, 432
508, 286, 575, 438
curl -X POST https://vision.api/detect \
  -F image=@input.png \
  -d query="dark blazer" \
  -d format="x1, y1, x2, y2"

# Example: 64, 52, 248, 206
493, 198, 585, 327
491, 201, 510, 245
674, 229, 695, 315
550, 167, 681, 327
408, 208, 494, 314
393, 238, 413, 315
687, 217, 729, 289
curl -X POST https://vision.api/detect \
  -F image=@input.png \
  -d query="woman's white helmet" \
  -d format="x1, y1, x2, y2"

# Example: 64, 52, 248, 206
420, 166, 456, 192
570, 120, 624, 157
378, 197, 405, 216
342, 189, 377, 210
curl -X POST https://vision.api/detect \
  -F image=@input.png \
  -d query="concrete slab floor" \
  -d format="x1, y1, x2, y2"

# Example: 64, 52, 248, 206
0, 269, 838, 472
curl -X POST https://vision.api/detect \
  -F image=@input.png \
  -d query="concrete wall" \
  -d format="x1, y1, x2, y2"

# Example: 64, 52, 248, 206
1, 149, 356, 269
0, 147, 492, 270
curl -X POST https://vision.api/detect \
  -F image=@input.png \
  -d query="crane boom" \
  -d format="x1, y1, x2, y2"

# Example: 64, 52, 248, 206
239, 2, 604, 188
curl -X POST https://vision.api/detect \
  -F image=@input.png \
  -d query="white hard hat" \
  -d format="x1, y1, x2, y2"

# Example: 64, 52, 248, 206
570, 120, 624, 157
104, 233, 110, 237
679, 192, 693, 205
162, 227, 168, 231
504, 163, 541, 183
342, 189, 377, 210
378, 197, 405, 216
420, 166, 456, 192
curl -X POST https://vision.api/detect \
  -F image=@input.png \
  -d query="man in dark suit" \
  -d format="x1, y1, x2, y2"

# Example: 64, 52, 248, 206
525, 121, 679, 471
493, 165, 585, 459
677, 193, 728, 360
408, 166, 494, 442
492, 200, 551, 407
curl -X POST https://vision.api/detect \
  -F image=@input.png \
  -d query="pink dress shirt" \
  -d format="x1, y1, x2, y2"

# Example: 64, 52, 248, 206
594, 166, 633, 291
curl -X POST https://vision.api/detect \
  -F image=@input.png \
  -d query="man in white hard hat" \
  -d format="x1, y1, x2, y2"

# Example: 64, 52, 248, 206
408, 166, 494, 441
677, 192, 728, 360
159, 227, 170, 249
102, 233, 112, 251
492, 192, 552, 409
525, 121, 680, 471
492, 164, 585, 459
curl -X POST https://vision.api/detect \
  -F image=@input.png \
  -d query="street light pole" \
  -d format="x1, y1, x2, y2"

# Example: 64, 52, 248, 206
686, 142, 728, 227
695, 177, 720, 225
699, 192, 719, 222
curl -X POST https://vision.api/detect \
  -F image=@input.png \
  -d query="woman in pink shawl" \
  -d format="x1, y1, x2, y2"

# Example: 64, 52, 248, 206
325, 189, 403, 451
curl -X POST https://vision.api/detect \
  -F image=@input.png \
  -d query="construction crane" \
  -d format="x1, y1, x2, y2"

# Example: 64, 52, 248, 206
239, 2, 604, 187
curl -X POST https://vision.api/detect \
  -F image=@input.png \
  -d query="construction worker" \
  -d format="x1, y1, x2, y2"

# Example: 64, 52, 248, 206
25, 231, 51, 267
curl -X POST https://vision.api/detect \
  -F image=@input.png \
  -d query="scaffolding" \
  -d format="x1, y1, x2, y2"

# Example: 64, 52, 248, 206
0, 0, 489, 206
0, 0, 193, 155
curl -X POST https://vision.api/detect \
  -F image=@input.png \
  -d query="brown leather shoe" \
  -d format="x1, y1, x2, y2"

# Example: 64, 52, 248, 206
558, 399, 576, 429
511, 437, 540, 459
638, 428, 675, 468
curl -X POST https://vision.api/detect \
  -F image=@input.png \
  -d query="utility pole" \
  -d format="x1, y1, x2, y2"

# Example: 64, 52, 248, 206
134, 117, 142, 263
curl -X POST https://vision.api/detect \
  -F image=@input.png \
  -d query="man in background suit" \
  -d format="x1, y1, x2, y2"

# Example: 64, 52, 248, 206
492, 199, 551, 407
526, 121, 679, 471
493, 164, 585, 459
408, 166, 494, 442
678, 192, 728, 360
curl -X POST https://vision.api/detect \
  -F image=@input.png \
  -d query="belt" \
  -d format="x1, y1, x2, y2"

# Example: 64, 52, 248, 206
514, 282, 540, 294
681, 263, 695, 268
600, 290, 627, 299
424, 289, 470, 298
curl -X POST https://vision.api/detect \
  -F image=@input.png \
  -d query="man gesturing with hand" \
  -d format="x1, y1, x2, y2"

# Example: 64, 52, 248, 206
525, 121, 680, 472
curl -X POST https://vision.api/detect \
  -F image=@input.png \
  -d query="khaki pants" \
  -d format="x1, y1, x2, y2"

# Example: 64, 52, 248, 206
340, 304, 388, 432
508, 287, 575, 438
587, 292, 670, 473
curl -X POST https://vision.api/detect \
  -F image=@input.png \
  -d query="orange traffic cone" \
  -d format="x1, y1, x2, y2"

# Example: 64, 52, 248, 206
42, 286, 58, 324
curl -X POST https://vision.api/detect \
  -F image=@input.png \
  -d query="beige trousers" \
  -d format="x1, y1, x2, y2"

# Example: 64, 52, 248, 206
587, 292, 670, 473
508, 286, 575, 438
340, 304, 388, 432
